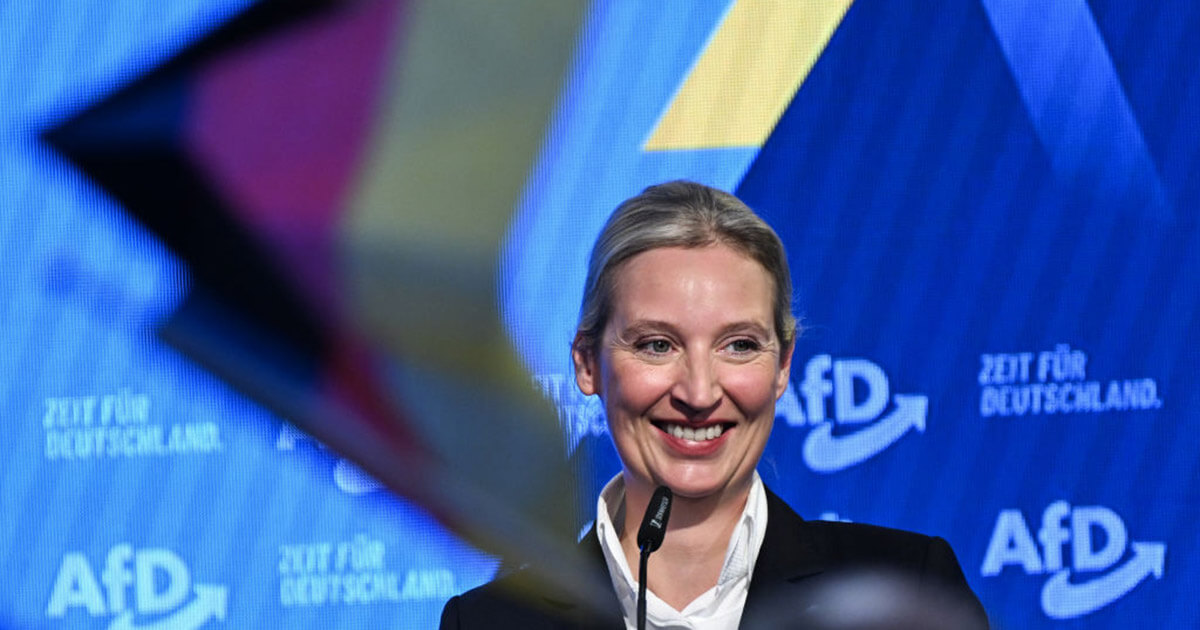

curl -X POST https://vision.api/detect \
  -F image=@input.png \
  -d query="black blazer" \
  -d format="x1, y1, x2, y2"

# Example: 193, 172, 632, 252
441, 488, 989, 629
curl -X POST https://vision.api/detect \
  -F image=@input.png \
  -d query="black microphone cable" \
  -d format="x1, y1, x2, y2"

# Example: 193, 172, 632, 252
635, 486, 673, 630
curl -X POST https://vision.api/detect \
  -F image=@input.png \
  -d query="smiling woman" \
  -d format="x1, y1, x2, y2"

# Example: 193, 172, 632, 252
575, 244, 790, 500
441, 181, 990, 629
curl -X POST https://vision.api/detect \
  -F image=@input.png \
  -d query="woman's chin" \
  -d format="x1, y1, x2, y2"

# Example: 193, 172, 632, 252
654, 468, 737, 501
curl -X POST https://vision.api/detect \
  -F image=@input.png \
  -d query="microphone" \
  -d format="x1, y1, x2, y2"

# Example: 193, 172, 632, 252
636, 486, 672, 630
637, 485, 673, 552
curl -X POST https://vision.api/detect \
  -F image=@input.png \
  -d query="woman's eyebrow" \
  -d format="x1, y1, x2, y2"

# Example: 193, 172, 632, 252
616, 320, 678, 338
717, 321, 772, 337
617, 320, 771, 339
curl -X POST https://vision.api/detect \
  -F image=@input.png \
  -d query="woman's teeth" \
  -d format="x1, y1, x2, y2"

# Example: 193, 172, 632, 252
666, 424, 725, 442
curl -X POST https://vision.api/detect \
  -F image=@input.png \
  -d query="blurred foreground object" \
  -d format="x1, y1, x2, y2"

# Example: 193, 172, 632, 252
745, 569, 990, 630
43, 0, 602, 606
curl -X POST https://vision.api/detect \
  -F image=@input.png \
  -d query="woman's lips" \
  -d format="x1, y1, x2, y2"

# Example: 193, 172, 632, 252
652, 421, 735, 456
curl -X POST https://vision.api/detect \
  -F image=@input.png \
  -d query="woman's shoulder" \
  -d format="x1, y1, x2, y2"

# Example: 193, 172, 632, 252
760, 487, 970, 582
802, 518, 952, 565
754, 493, 989, 628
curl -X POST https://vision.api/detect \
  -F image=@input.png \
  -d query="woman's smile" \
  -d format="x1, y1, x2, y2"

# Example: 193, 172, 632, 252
654, 420, 735, 456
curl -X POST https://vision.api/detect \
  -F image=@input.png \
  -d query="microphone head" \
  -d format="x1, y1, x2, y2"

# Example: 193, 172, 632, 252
636, 486, 673, 553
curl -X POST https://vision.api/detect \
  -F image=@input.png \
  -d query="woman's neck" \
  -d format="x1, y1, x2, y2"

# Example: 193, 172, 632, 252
619, 477, 752, 611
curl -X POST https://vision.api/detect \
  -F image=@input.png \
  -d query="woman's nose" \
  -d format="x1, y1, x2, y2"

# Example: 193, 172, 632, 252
671, 354, 722, 414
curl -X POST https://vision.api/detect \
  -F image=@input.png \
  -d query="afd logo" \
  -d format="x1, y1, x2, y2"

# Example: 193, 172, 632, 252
981, 501, 1166, 619
780, 355, 928, 472
46, 545, 227, 629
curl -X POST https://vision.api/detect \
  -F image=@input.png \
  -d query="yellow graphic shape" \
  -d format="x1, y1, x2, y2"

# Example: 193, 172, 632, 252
644, 0, 854, 150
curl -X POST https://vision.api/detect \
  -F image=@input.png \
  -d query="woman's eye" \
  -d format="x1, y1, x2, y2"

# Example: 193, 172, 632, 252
728, 339, 760, 353
640, 339, 672, 354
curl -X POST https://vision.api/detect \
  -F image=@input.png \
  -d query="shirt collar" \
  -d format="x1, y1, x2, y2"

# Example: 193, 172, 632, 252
594, 473, 769, 629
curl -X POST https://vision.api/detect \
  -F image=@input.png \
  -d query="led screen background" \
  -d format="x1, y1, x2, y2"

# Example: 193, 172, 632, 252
3, 1, 1199, 628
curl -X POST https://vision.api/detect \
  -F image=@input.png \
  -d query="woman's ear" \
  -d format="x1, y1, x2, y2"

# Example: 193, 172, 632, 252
572, 338, 600, 397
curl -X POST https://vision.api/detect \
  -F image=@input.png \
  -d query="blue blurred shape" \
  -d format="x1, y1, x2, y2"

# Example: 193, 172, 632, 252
982, 0, 1171, 219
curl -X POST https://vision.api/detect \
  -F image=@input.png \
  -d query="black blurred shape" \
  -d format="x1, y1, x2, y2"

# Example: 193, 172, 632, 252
42, 0, 339, 362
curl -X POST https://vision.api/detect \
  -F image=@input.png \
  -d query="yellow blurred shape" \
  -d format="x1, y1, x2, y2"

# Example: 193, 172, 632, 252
644, 0, 854, 151
346, 1, 582, 385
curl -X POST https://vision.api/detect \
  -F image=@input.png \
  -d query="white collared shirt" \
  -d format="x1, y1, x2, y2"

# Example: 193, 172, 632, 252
595, 473, 769, 630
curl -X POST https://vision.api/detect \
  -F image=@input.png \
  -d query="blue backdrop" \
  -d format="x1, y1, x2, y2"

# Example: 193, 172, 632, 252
3, 1, 1197, 628
504, 1, 1198, 627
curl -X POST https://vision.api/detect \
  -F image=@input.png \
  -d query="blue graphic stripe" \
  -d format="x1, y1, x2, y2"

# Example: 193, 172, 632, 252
1089, 0, 1190, 369
870, 9, 1029, 535
914, 131, 1042, 537
1000, 231, 1125, 521
1009, 1, 1196, 555
820, 1, 991, 530
866, 0, 982, 364
1146, 22, 1200, 201
1086, 220, 1171, 512
820, 7, 926, 361
981, 0, 1170, 220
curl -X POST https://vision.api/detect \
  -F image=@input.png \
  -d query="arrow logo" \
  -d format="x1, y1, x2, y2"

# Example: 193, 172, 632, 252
801, 395, 927, 473
108, 585, 228, 630
1040, 542, 1166, 619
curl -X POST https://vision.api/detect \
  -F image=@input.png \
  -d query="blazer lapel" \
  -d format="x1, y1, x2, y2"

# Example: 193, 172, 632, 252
741, 488, 828, 626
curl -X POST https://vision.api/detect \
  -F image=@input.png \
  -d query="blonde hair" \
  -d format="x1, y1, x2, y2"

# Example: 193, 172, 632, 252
574, 180, 797, 353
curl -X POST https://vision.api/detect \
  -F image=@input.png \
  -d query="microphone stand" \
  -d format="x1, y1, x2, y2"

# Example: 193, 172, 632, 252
638, 547, 651, 630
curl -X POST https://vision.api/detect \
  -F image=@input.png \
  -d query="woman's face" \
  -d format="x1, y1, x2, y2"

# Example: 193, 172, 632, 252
573, 243, 793, 501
